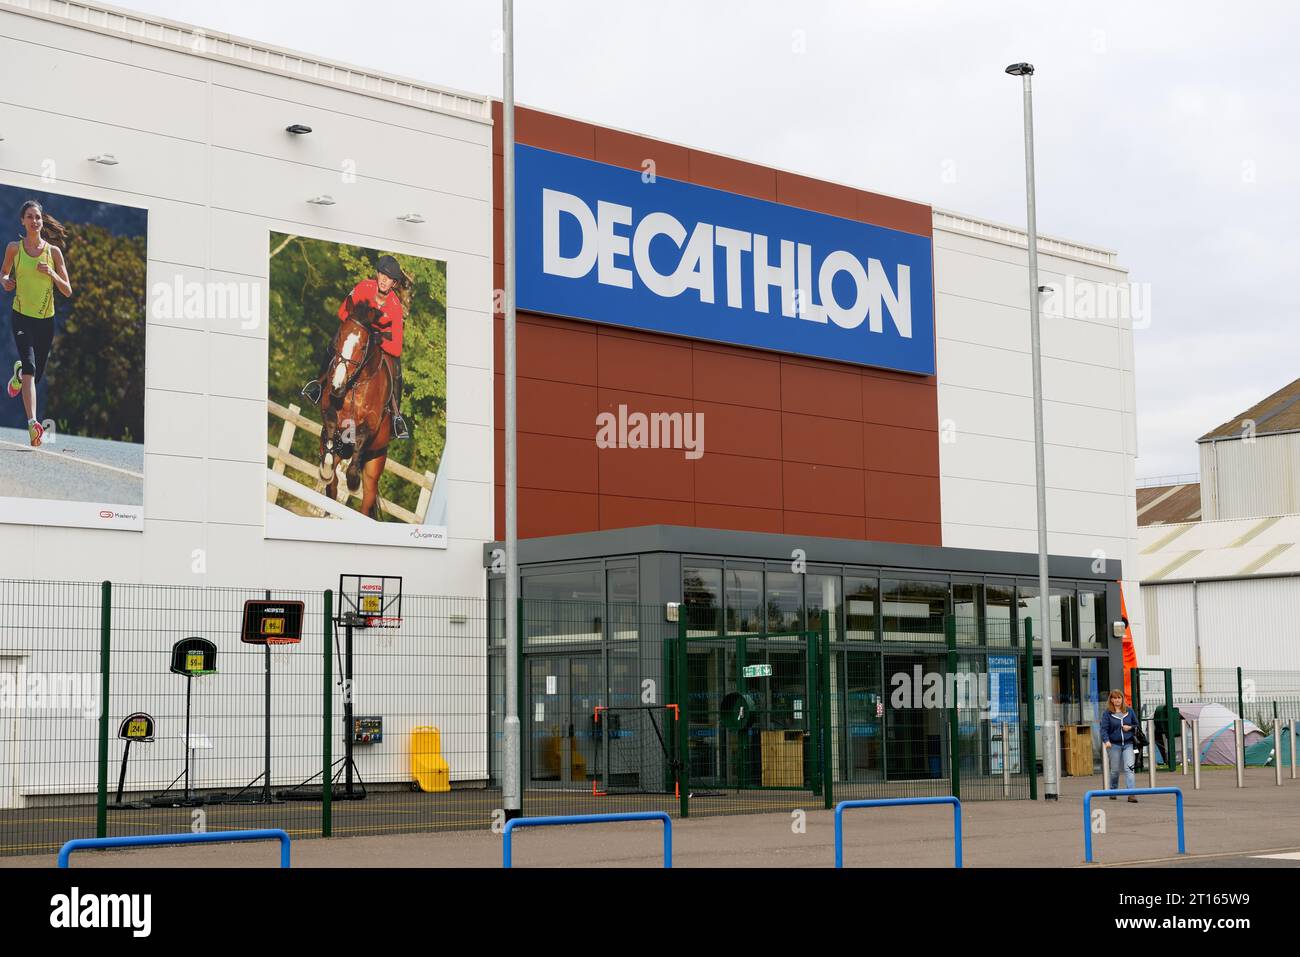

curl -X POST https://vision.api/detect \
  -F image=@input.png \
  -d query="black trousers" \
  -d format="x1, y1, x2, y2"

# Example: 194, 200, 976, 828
10, 311, 54, 383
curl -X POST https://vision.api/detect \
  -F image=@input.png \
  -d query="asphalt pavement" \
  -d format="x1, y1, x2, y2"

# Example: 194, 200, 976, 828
0, 426, 142, 504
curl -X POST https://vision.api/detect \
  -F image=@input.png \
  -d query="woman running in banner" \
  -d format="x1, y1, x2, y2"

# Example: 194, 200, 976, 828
2, 200, 73, 447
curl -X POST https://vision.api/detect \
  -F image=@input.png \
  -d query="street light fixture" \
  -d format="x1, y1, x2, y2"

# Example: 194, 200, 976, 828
1006, 59, 1059, 801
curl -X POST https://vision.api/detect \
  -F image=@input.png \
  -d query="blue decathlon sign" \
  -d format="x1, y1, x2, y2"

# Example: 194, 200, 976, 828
515, 145, 936, 374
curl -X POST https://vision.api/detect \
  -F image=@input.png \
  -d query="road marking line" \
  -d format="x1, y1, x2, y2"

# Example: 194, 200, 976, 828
0, 438, 144, 480
1254, 851, 1300, 860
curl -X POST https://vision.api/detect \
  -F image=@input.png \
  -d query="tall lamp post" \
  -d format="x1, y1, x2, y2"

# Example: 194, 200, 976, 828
502, 0, 521, 820
1006, 61, 1058, 800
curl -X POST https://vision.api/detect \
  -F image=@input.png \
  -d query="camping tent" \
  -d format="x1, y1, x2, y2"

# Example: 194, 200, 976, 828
1175, 702, 1265, 765
1244, 726, 1298, 767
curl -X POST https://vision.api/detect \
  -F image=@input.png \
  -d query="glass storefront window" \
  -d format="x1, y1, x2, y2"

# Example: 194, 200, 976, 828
806, 573, 842, 640
683, 565, 722, 637
1017, 582, 1075, 649
844, 576, 879, 641
765, 571, 802, 635
725, 568, 762, 635
522, 566, 604, 643
607, 564, 638, 641
882, 578, 947, 641
986, 580, 1014, 646
1078, 588, 1106, 649
952, 581, 982, 645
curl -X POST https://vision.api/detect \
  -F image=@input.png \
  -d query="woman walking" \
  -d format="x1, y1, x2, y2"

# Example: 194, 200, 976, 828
1, 200, 73, 447
1100, 688, 1141, 802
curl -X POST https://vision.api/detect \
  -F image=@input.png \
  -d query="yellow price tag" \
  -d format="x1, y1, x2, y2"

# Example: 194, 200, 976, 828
127, 720, 148, 738
186, 651, 204, 672
361, 596, 381, 613
263, 617, 285, 636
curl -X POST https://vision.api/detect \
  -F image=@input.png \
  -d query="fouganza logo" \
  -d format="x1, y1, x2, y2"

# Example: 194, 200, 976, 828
542, 189, 913, 335
50, 887, 151, 937
408, 528, 439, 541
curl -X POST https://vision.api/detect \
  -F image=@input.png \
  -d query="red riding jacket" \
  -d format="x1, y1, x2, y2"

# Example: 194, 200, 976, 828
338, 278, 403, 357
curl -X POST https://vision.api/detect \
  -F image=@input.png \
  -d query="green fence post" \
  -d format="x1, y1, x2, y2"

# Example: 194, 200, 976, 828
946, 614, 960, 801
821, 612, 833, 811
1237, 666, 1244, 721
96, 580, 111, 839
809, 626, 821, 798
1024, 617, 1037, 801
322, 589, 333, 837
516, 597, 525, 814
677, 612, 689, 819
1165, 670, 1176, 773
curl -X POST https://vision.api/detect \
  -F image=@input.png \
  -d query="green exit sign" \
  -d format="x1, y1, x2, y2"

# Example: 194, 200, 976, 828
743, 664, 773, 678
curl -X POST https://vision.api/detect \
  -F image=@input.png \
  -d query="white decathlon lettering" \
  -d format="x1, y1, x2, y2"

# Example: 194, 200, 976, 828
542, 188, 597, 279
714, 226, 751, 309
538, 188, 913, 338
596, 200, 633, 289
632, 211, 686, 297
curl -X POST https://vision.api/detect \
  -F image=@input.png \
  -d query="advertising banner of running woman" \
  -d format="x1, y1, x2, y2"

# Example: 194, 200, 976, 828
265, 231, 449, 548
0, 182, 147, 532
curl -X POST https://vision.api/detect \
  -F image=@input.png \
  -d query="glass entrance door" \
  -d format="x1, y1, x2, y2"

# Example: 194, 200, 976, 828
528, 654, 603, 788
884, 652, 949, 781
838, 650, 884, 784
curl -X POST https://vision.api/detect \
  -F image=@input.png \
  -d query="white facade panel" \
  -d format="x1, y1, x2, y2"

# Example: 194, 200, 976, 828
0, 5, 494, 598
0, 32, 207, 140
934, 218, 1138, 649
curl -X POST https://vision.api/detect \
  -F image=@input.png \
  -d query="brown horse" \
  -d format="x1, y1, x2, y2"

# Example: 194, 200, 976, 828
315, 301, 397, 519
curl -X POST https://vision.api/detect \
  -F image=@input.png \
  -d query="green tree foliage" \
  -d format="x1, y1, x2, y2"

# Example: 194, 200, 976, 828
44, 225, 147, 442
267, 232, 447, 518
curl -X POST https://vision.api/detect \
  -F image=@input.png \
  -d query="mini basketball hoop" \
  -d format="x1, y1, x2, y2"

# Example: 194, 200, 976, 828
338, 574, 402, 626
279, 575, 401, 804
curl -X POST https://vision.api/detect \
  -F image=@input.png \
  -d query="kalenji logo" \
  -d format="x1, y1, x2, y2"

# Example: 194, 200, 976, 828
98, 510, 114, 519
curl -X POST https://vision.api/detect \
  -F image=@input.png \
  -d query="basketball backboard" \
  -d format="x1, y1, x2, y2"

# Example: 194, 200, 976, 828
338, 574, 403, 626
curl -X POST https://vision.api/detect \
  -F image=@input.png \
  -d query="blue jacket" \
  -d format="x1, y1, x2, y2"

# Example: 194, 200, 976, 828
1100, 707, 1138, 746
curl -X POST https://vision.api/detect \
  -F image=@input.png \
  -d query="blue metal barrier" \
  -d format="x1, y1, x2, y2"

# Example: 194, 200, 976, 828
58, 829, 292, 868
503, 812, 672, 868
1083, 787, 1185, 863
835, 797, 963, 868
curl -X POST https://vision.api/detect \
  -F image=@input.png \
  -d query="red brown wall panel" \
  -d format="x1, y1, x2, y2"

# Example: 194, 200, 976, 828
491, 103, 941, 545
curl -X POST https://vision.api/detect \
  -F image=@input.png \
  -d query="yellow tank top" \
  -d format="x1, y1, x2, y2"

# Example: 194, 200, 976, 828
13, 241, 55, 319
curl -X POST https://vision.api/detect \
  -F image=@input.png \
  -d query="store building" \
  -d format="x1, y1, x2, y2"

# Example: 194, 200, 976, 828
484, 106, 1141, 791
0, 2, 1140, 809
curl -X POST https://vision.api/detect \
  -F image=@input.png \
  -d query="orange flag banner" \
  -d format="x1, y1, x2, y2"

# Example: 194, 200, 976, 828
1118, 582, 1138, 707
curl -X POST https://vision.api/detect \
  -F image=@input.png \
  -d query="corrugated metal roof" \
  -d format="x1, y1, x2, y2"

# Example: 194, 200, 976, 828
1199, 377, 1300, 442
1136, 483, 1202, 526
1138, 513, 1300, 581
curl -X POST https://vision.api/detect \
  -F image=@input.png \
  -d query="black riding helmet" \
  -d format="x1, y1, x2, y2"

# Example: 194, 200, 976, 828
376, 255, 405, 285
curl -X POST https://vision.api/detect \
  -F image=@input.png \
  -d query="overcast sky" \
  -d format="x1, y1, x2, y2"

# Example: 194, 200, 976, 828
118, 0, 1300, 480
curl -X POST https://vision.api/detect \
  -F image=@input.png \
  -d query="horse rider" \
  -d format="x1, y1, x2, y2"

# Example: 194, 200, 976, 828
302, 254, 409, 440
